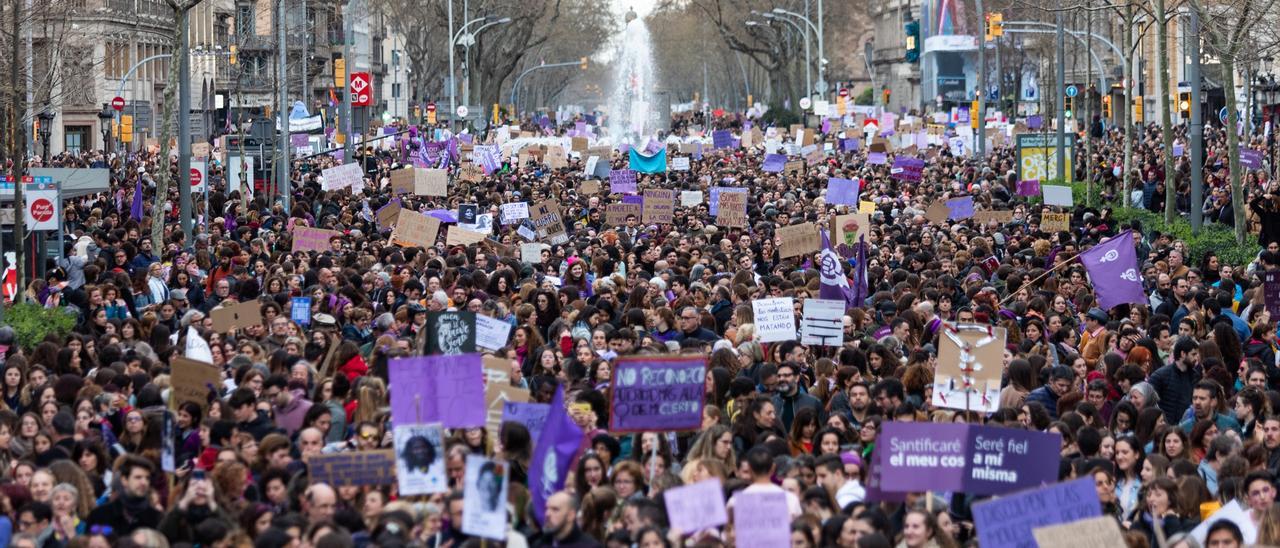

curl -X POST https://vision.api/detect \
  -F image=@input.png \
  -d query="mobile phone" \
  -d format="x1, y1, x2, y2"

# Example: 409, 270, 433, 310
193, 469, 206, 481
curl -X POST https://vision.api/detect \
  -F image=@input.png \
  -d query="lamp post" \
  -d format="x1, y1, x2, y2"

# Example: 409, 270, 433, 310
454, 16, 511, 110
756, 12, 810, 105
772, 7, 825, 97
97, 103, 114, 154
37, 109, 54, 162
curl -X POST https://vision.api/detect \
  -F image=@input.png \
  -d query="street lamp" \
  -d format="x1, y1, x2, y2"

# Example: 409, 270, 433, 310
761, 13, 811, 104
97, 103, 114, 153
454, 16, 512, 108
37, 109, 55, 162
771, 7, 826, 96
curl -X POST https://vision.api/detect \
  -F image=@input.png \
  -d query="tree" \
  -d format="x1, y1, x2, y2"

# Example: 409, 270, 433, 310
151, 0, 208, 251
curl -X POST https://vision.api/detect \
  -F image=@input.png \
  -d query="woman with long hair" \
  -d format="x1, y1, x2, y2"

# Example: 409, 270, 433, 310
685, 424, 735, 472
1126, 477, 1193, 546
898, 508, 959, 548
788, 407, 819, 456
1114, 436, 1146, 519
732, 396, 785, 454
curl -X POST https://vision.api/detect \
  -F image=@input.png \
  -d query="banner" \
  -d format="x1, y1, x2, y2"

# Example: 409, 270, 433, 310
876, 422, 1061, 495
608, 355, 706, 432
629, 148, 667, 174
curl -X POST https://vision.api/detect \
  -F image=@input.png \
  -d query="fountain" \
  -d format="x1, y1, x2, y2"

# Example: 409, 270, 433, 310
605, 8, 658, 144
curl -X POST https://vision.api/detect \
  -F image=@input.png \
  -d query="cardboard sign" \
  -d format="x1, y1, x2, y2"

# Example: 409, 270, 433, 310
376, 200, 402, 229
210, 300, 262, 333
392, 209, 442, 249
446, 227, 488, 246
664, 479, 728, 533
1032, 516, 1127, 548
529, 200, 568, 244
680, 191, 704, 207
321, 162, 363, 191
192, 142, 211, 158
776, 222, 820, 258
608, 355, 706, 432
831, 213, 870, 250
716, 191, 748, 228
170, 356, 222, 412
415, 168, 448, 196
1041, 212, 1070, 232
390, 167, 415, 194
580, 180, 601, 194
642, 189, 675, 224
291, 227, 342, 253
783, 160, 804, 176
306, 450, 397, 486
924, 201, 950, 225
1189, 500, 1259, 545
485, 382, 528, 445
571, 137, 588, 152
932, 325, 1007, 413
752, 297, 796, 343
974, 210, 1014, 224
606, 202, 641, 225
973, 477, 1102, 548
1042, 184, 1074, 206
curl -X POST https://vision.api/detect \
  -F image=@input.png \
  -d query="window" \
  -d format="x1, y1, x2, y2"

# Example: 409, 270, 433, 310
65, 126, 87, 154
236, 5, 253, 38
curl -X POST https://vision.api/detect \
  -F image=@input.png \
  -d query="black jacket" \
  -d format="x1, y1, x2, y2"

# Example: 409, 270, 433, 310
85, 495, 163, 537
1148, 363, 1201, 424
239, 410, 280, 441
531, 526, 603, 548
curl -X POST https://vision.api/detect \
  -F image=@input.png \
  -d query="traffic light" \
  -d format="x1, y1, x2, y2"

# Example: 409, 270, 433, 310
1178, 92, 1191, 117
990, 12, 1004, 37
1102, 95, 1112, 118
1065, 96, 1074, 118
580, 57, 588, 70
228, 45, 237, 65
984, 14, 993, 41
883, 88, 891, 105
904, 21, 920, 62
1134, 96, 1144, 123
971, 99, 979, 129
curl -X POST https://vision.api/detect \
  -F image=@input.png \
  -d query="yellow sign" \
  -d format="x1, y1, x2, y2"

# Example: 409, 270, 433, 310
1016, 134, 1075, 182
859, 201, 876, 214
334, 58, 346, 89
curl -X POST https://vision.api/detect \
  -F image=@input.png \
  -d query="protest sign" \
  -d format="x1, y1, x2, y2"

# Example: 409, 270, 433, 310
1265, 271, 1280, 316
1017, 179, 1041, 197
1190, 500, 1258, 545
680, 191, 704, 208
972, 477, 1101, 548
500, 202, 529, 224
1040, 212, 1070, 232
671, 156, 690, 171
609, 355, 706, 432
762, 153, 787, 173
826, 178, 860, 206
878, 422, 1062, 495
801, 299, 845, 346
520, 243, 545, 264
580, 179, 601, 194
923, 202, 950, 225
388, 354, 485, 428
503, 401, 550, 442
609, 169, 638, 194
974, 210, 1015, 224
945, 196, 975, 220
859, 201, 876, 213
462, 455, 510, 539
292, 227, 342, 253
391, 209, 442, 249
605, 201, 642, 225
170, 356, 222, 412
306, 450, 397, 486
446, 226, 489, 246
321, 162, 363, 191
783, 160, 804, 175
733, 491, 791, 548
664, 479, 728, 533
709, 186, 748, 216
475, 314, 512, 351
393, 423, 448, 495
831, 213, 870, 252
890, 157, 925, 182
210, 300, 262, 333
375, 200, 402, 230
753, 298, 797, 343
1241, 148, 1264, 170
717, 191, 748, 228
932, 325, 1006, 413
290, 297, 311, 326
390, 167, 415, 194
415, 168, 448, 196
530, 200, 569, 244
777, 222, 820, 258
1032, 516, 1127, 548
1042, 184, 1073, 206
426, 311, 477, 355
485, 382, 528, 444
642, 188, 675, 224
712, 129, 734, 149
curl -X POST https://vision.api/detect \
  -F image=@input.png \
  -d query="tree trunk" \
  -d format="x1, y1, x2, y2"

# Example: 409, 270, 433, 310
9, 0, 26, 303
1122, 1, 1134, 210
152, 7, 185, 251
1156, 0, 1176, 222
1223, 58, 1247, 242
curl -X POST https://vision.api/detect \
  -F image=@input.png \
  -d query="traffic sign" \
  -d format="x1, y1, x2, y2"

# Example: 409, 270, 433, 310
426, 102, 437, 124
190, 167, 203, 187
111, 97, 125, 111
426, 102, 437, 113
1065, 85, 1078, 98
839, 88, 849, 98
350, 72, 372, 107
456, 105, 470, 118
799, 97, 812, 110
1220, 106, 1229, 123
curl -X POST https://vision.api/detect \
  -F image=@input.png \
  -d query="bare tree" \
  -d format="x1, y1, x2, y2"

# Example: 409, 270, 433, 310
150, 0, 208, 250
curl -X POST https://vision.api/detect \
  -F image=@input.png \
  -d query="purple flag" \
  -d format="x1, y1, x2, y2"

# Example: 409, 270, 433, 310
761, 153, 787, 173
1079, 231, 1147, 311
528, 386, 584, 524
826, 178, 860, 206
819, 230, 860, 310
130, 177, 144, 221
850, 231, 869, 308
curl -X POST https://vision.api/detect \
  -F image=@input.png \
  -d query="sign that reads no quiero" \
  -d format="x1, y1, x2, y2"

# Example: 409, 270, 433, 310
608, 355, 706, 433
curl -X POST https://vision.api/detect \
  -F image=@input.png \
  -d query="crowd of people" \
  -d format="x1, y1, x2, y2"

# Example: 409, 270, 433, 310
0, 107, 1277, 548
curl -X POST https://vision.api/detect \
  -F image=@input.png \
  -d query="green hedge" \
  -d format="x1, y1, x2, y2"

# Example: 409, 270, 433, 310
2, 303, 77, 351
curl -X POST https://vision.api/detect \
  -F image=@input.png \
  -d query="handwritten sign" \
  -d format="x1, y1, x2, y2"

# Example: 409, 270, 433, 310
291, 227, 342, 253
973, 477, 1101, 548
485, 382, 528, 444
305, 450, 397, 486
1041, 212, 1070, 232
609, 355, 706, 432
733, 491, 791, 548
709, 186, 748, 216
664, 479, 728, 533
321, 162, 363, 191
890, 157, 925, 182
752, 297, 796, 343
717, 191, 748, 228
801, 299, 844, 347
529, 200, 568, 244
376, 200, 402, 230
605, 202, 642, 225
391, 209, 442, 249
580, 179, 601, 194
446, 226, 488, 246
390, 167, 415, 194
680, 191, 704, 208
210, 300, 262, 333
642, 189, 675, 224
426, 311, 477, 355
777, 222, 820, 258
762, 153, 787, 173
475, 315, 512, 352
415, 168, 448, 196
945, 196, 975, 220
170, 356, 222, 412
609, 169, 638, 194
974, 210, 1014, 224
670, 156, 690, 171
1032, 516, 1127, 548
388, 354, 485, 428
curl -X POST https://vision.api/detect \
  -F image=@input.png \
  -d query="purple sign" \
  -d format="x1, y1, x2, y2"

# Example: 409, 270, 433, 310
502, 402, 550, 443
709, 186, 747, 216
621, 194, 644, 206
609, 169, 638, 194
1263, 271, 1280, 317
1241, 149, 1263, 170
762, 153, 787, 173
475, 146, 501, 174
1173, 144, 1185, 157
608, 356, 706, 432
890, 157, 925, 182
1017, 179, 1041, 197
426, 209, 459, 223
826, 178, 860, 206
840, 138, 860, 152
387, 354, 485, 428
712, 129, 734, 149
290, 133, 309, 147
867, 152, 887, 165
973, 477, 1101, 548
877, 422, 1062, 495
946, 196, 975, 220
1027, 115, 1043, 130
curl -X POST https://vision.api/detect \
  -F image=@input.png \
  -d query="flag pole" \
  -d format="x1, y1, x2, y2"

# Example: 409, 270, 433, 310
996, 255, 1079, 307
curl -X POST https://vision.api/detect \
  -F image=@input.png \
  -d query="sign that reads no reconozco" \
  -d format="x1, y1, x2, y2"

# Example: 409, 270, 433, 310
609, 355, 706, 433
